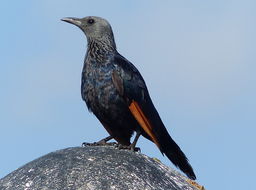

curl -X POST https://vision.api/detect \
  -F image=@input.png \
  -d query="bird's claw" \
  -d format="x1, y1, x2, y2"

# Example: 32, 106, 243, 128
82, 141, 117, 147
116, 144, 141, 152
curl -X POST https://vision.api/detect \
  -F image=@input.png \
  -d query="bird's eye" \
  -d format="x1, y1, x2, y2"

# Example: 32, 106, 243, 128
87, 19, 95, 24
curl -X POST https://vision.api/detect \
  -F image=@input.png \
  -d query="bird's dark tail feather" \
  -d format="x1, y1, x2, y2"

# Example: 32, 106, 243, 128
139, 93, 196, 180
160, 134, 196, 180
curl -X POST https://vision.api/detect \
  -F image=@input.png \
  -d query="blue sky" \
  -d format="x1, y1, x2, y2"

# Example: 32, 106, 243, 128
1, 1, 255, 189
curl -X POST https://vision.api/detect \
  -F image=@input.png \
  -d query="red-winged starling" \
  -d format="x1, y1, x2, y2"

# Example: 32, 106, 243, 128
61, 16, 196, 180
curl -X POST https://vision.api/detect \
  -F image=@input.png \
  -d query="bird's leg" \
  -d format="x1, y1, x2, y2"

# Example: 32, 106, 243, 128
117, 131, 141, 152
82, 135, 116, 147
96, 135, 114, 144
130, 130, 141, 151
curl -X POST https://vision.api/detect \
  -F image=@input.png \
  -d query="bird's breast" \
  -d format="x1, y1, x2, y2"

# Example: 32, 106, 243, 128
81, 63, 122, 113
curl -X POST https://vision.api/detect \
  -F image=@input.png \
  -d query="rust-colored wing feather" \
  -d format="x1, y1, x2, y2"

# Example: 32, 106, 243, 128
112, 54, 196, 180
129, 100, 161, 148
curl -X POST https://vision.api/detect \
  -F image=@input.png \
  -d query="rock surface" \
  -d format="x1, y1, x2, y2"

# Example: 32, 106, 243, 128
0, 146, 197, 190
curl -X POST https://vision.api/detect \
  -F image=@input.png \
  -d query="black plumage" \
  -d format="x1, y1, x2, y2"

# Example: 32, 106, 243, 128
62, 16, 196, 180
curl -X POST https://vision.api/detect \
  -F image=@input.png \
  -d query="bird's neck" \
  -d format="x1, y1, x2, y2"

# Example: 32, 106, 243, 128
86, 37, 116, 63
87, 36, 117, 55
86, 39, 116, 64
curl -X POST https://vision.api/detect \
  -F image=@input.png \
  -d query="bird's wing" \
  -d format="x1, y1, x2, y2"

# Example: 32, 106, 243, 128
111, 54, 196, 180
111, 54, 161, 148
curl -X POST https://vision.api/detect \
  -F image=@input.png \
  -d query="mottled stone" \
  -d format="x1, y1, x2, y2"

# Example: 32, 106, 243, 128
0, 146, 197, 190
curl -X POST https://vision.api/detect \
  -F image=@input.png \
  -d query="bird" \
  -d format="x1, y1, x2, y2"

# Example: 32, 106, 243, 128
61, 16, 196, 180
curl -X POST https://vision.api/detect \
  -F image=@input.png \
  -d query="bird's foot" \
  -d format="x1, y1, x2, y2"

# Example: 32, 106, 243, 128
82, 141, 117, 147
82, 136, 116, 147
116, 144, 141, 152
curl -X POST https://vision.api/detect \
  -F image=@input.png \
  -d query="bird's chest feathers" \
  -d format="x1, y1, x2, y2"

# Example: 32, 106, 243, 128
82, 62, 118, 111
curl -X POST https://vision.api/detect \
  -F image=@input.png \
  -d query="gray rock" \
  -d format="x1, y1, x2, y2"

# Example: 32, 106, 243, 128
0, 146, 197, 190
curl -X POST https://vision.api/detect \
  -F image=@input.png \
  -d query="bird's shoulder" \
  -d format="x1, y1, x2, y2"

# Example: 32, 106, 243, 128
110, 53, 149, 101
111, 53, 146, 88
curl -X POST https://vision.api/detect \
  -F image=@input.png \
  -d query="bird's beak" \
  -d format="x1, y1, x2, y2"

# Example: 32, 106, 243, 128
61, 17, 82, 27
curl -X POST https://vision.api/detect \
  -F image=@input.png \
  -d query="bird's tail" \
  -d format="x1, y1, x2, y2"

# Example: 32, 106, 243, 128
129, 93, 196, 180
160, 131, 196, 180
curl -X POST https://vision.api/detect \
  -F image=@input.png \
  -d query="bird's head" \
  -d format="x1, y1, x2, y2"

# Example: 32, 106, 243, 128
61, 16, 115, 43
